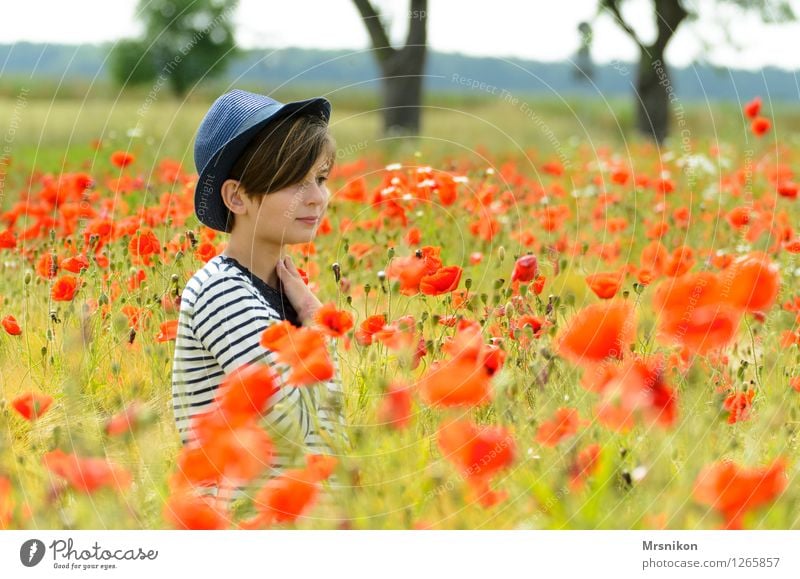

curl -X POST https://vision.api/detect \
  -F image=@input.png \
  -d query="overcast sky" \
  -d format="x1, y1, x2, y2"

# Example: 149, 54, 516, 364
3, 0, 800, 71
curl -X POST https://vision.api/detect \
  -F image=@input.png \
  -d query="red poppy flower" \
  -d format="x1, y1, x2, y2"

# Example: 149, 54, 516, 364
693, 458, 787, 529
176, 420, 274, 487
594, 355, 678, 432
1, 476, 15, 529
36, 252, 58, 279
751, 117, 771, 137
51, 275, 80, 301
163, 489, 231, 530
313, 302, 354, 337
212, 362, 281, 427
417, 356, 492, 408
777, 181, 798, 199
1, 315, 21, 336
11, 391, 54, 421
420, 265, 462, 295
106, 401, 148, 436
568, 443, 602, 490
556, 300, 636, 368
250, 468, 320, 526
653, 272, 742, 355
585, 271, 624, 299
305, 454, 338, 482
743, 97, 762, 119
260, 323, 334, 386
511, 254, 539, 283
437, 418, 516, 483
42, 449, 132, 494
194, 241, 218, 263
726, 206, 753, 229
120, 304, 150, 331
724, 252, 780, 313
372, 314, 419, 352
386, 254, 428, 295
377, 379, 413, 430
128, 228, 161, 258
0, 229, 16, 249
154, 319, 178, 342
535, 407, 586, 447
355, 314, 387, 346
723, 389, 755, 424
59, 254, 90, 273
110, 151, 135, 168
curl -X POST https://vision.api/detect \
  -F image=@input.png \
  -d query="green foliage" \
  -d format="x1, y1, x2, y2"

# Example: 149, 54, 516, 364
117, 0, 240, 96
109, 39, 159, 88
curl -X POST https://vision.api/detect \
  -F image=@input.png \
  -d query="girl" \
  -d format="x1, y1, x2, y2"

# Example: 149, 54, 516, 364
171, 89, 348, 509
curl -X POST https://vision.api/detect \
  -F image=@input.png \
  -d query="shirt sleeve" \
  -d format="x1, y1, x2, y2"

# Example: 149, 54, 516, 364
191, 272, 282, 373
190, 272, 308, 438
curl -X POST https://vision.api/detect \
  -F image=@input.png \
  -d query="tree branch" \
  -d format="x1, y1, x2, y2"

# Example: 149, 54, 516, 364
352, 0, 395, 62
653, 0, 689, 52
601, 0, 647, 51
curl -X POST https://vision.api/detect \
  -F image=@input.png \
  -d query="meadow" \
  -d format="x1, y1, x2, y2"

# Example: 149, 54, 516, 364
1, 87, 799, 529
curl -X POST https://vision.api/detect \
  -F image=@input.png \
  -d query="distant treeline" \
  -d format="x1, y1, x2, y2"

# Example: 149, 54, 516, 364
0, 42, 797, 103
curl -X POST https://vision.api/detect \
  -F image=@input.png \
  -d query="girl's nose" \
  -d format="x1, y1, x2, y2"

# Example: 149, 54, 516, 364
308, 183, 327, 205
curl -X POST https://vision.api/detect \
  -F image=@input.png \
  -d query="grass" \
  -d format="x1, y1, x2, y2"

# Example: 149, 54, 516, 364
0, 88, 799, 529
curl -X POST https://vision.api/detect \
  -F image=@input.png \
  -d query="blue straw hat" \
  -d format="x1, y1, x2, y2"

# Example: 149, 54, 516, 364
193, 89, 331, 232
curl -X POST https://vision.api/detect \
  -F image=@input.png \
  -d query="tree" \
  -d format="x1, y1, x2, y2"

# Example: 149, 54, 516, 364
110, 0, 239, 97
352, 0, 428, 136
573, 21, 595, 82
594, 0, 795, 143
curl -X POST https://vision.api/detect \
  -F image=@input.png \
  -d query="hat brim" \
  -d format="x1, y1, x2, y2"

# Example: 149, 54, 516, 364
194, 96, 331, 233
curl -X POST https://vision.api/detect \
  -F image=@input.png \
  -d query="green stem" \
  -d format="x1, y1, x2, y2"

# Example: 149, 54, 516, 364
743, 315, 762, 391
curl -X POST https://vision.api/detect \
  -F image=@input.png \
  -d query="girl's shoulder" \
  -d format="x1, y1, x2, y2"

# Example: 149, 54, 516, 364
181, 254, 257, 308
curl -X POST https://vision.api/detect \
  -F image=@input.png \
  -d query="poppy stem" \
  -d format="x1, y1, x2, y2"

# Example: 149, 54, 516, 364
743, 314, 762, 390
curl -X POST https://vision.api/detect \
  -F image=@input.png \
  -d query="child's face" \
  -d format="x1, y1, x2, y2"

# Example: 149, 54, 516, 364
245, 153, 332, 246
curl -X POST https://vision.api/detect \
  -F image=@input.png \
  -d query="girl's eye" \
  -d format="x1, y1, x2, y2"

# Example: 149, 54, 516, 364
316, 175, 329, 185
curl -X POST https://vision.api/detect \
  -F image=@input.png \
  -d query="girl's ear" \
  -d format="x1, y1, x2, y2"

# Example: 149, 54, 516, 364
221, 179, 247, 215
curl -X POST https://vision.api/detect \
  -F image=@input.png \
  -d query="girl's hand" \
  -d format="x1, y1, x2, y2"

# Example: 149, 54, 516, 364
276, 255, 322, 325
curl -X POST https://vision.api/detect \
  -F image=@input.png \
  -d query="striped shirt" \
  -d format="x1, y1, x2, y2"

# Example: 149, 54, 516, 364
171, 253, 348, 506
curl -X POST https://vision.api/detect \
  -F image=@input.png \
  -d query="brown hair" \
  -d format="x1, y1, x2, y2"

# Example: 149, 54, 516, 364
224, 112, 336, 232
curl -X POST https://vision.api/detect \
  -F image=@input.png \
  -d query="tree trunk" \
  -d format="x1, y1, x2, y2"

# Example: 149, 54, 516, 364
635, 46, 670, 144
352, 0, 427, 137
381, 48, 426, 135
603, 0, 687, 143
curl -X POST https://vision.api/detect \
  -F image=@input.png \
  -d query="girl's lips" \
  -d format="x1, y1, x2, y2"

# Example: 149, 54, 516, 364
296, 217, 319, 225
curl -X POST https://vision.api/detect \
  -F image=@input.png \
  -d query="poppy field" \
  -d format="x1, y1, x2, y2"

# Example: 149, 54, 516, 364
1, 95, 799, 530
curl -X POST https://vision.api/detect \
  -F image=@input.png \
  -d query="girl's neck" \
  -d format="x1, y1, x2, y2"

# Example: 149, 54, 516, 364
221, 238, 284, 290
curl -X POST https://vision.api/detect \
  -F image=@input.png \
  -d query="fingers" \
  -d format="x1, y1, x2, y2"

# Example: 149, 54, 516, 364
277, 255, 299, 277
284, 255, 298, 272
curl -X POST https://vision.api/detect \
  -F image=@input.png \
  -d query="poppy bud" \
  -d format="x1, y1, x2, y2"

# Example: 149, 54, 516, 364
511, 254, 539, 283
